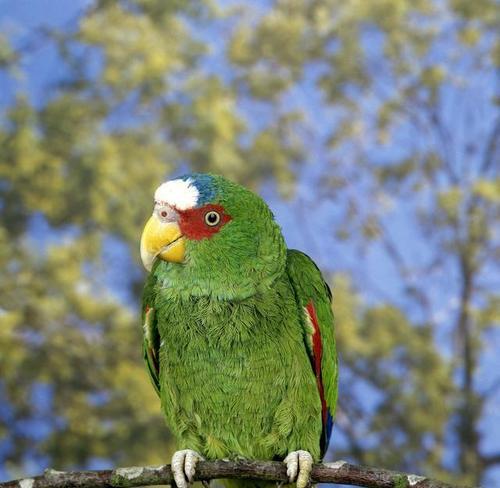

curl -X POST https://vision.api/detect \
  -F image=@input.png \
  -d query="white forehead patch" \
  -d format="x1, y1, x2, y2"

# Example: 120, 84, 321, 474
154, 178, 199, 210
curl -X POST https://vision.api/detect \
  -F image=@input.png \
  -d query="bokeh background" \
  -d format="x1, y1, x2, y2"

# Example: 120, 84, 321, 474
0, 0, 498, 486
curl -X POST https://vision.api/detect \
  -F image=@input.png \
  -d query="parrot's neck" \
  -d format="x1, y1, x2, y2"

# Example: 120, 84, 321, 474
152, 235, 287, 301
155, 267, 283, 301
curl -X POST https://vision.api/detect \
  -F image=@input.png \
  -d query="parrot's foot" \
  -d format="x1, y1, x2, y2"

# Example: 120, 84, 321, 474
284, 450, 313, 488
171, 449, 204, 488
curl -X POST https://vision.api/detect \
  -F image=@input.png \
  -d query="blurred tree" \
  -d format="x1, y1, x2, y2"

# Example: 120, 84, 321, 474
0, 0, 498, 486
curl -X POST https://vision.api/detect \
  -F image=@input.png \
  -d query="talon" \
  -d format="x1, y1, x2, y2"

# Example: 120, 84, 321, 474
284, 452, 298, 481
171, 449, 204, 488
284, 451, 313, 488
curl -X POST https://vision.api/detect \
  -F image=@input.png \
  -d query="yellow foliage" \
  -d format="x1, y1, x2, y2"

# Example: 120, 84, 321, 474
458, 26, 481, 46
437, 187, 463, 220
80, 4, 186, 93
473, 179, 500, 202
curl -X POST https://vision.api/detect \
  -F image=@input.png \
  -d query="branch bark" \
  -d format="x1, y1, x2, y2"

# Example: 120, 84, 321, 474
0, 460, 471, 488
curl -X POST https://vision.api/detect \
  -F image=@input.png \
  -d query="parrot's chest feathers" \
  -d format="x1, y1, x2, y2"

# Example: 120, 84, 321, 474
158, 292, 291, 357
154, 282, 321, 460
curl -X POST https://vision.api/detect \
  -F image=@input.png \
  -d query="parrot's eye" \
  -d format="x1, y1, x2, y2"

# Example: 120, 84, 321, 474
156, 206, 176, 221
204, 210, 221, 226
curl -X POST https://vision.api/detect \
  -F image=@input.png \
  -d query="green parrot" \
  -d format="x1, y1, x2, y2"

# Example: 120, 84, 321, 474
140, 174, 337, 488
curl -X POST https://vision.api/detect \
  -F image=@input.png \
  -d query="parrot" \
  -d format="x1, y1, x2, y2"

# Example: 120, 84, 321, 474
139, 173, 337, 488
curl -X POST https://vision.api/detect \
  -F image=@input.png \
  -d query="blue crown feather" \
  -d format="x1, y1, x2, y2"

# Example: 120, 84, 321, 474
181, 173, 217, 207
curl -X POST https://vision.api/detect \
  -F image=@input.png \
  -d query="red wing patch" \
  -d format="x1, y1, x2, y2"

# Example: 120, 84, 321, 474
306, 300, 327, 427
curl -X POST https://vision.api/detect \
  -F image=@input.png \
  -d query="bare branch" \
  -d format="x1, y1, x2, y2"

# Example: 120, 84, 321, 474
482, 453, 500, 467
481, 116, 500, 173
0, 460, 471, 488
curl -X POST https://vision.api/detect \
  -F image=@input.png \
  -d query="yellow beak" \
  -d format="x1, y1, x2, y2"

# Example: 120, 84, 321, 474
140, 216, 185, 271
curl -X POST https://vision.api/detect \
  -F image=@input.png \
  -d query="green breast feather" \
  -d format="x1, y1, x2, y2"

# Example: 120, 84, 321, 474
141, 250, 337, 460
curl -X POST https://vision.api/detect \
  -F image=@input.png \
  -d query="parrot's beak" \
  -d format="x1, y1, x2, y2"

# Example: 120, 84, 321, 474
140, 216, 185, 271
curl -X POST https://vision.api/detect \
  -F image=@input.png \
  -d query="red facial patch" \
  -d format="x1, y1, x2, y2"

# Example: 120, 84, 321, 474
178, 204, 232, 240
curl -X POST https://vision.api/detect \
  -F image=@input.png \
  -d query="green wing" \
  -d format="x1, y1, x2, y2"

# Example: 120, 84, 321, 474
286, 249, 338, 455
141, 270, 161, 396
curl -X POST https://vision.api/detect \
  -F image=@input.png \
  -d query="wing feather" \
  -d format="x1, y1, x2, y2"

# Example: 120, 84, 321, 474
286, 250, 338, 457
142, 272, 161, 396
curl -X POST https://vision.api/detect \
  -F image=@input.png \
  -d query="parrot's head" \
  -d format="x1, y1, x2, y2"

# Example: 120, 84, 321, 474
140, 173, 286, 299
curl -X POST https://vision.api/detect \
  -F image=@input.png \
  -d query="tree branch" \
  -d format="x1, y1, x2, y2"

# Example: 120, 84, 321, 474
0, 460, 471, 488
482, 452, 500, 467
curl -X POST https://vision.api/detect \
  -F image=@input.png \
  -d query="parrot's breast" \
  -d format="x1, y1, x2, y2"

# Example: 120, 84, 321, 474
155, 275, 323, 461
